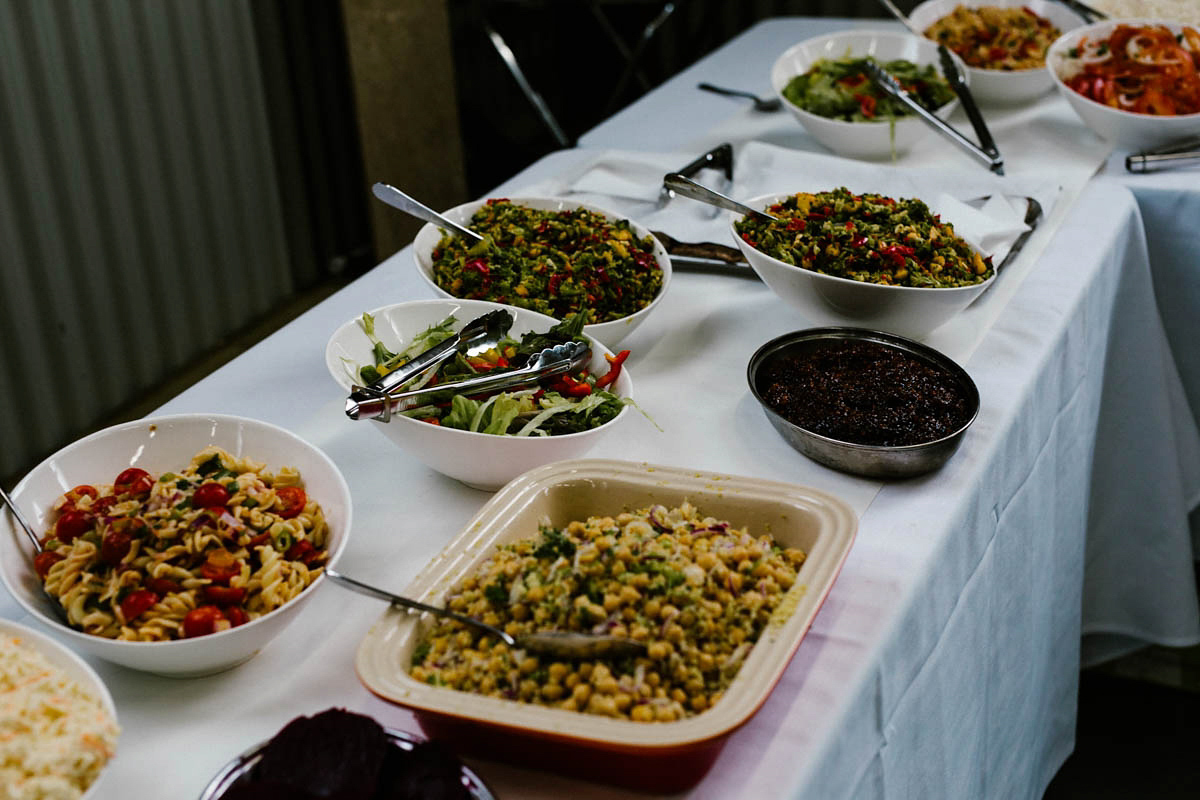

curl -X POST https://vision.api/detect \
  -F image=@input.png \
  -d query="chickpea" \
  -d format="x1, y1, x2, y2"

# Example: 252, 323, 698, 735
594, 676, 619, 694
631, 704, 654, 722
615, 692, 633, 712
541, 683, 565, 701
572, 683, 592, 705
587, 694, 617, 716
525, 585, 544, 603
690, 695, 709, 712
547, 662, 569, 682
519, 656, 538, 675
654, 705, 677, 722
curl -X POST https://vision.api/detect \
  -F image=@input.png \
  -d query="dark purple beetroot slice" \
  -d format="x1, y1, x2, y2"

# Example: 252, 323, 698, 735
376, 740, 471, 800
254, 708, 389, 798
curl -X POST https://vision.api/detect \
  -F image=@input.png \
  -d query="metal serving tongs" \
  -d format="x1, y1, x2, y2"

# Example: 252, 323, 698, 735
862, 60, 1005, 174
1126, 138, 1200, 173
657, 142, 734, 208
325, 568, 647, 660
873, 0, 1003, 175
350, 309, 514, 402
346, 340, 592, 422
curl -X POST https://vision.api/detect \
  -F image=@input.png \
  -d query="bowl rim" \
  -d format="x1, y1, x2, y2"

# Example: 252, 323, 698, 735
907, 0, 1088, 75
197, 724, 496, 800
746, 326, 981, 453
323, 297, 634, 442
770, 27, 964, 128
409, 195, 672, 331
352, 458, 858, 751
1046, 17, 1200, 121
730, 191, 998, 296
0, 412, 353, 649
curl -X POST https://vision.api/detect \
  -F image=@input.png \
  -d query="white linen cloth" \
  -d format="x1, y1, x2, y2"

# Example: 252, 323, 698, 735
3, 17, 1198, 800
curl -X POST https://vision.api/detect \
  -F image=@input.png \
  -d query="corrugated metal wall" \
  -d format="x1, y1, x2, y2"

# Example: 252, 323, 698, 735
0, 0, 292, 480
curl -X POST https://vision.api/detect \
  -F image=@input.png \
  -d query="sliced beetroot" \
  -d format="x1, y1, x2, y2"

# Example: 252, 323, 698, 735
252, 708, 389, 799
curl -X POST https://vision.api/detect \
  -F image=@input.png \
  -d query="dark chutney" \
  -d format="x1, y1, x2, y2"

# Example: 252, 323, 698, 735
758, 339, 971, 447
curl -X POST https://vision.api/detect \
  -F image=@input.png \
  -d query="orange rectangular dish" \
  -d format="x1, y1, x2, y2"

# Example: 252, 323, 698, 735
354, 459, 857, 792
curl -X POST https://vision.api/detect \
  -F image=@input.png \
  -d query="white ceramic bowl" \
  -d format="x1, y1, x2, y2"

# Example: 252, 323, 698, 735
0, 618, 118, 798
909, 0, 1087, 104
0, 414, 352, 677
730, 193, 995, 340
770, 29, 964, 160
411, 196, 671, 348
325, 298, 635, 491
1047, 18, 1200, 150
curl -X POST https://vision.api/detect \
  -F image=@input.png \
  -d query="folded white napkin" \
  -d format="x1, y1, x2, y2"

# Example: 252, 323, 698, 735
928, 193, 1031, 267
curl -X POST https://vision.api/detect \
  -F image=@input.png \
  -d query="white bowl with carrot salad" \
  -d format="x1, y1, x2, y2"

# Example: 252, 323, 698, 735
1047, 18, 1200, 149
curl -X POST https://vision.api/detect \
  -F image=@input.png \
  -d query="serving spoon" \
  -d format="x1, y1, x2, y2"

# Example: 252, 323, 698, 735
662, 173, 778, 222
324, 568, 647, 660
372, 182, 485, 244
0, 486, 77, 629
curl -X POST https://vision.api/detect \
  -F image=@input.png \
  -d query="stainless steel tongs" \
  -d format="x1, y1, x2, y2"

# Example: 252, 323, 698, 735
346, 340, 592, 422
862, 60, 1005, 174
1126, 138, 1200, 173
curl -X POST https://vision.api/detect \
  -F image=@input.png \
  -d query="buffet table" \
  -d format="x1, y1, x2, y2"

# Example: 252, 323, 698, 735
4, 15, 1200, 800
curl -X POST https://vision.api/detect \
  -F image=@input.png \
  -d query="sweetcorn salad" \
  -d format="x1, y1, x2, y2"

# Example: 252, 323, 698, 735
409, 503, 807, 722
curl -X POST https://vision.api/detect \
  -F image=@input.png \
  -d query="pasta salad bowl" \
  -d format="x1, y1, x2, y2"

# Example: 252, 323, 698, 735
909, 0, 1087, 104
0, 414, 352, 677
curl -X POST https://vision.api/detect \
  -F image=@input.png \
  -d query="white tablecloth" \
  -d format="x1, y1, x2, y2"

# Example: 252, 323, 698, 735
3, 16, 1199, 800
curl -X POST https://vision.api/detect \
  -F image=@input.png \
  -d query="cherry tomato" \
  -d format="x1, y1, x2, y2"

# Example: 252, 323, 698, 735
114, 467, 154, 496
182, 605, 227, 638
223, 607, 249, 627
243, 532, 271, 548
274, 487, 307, 519
100, 529, 132, 566
192, 482, 231, 509
33, 551, 64, 579
285, 539, 321, 567
89, 495, 120, 515
59, 485, 99, 512
199, 550, 240, 585
119, 589, 159, 621
145, 577, 183, 595
55, 510, 94, 544
202, 585, 246, 607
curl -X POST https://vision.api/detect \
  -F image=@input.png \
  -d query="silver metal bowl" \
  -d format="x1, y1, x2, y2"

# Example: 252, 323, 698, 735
197, 726, 496, 800
747, 327, 979, 479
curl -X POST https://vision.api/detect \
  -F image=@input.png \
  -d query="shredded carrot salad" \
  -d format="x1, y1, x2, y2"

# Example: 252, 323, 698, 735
1061, 23, 1200, 115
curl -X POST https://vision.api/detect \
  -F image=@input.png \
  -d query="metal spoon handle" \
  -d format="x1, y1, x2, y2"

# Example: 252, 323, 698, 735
663, 173, 776, 222
0, 486, 43, 553
324, 568, 516, 646
698, 83, 759, 102
372, 183, 485, 244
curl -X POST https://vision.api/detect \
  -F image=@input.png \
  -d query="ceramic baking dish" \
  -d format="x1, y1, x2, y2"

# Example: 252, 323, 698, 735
354, 459, 857, 792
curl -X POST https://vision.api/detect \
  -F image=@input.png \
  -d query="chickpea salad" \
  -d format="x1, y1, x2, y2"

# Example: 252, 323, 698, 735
734, 187, 992, 288
354, 311, 630, 436
782, 56, 955, 122
430, 199, 664, 325
409, 503, 807, 722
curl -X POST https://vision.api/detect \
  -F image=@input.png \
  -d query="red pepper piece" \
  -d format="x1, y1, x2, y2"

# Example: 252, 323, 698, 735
594, 350, 630, 390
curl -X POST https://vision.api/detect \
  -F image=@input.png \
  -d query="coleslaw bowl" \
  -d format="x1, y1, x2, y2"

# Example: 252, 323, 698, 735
324, 299, 635, 491
411, 196, 671, 348
352, 459, 857, 793
1047, 18, 1200, 150
730, 192, 995, 340
770, 29, 964, 159
0, 414, 353, 677
908, 0, 1087, 104
0, 618, 119, 799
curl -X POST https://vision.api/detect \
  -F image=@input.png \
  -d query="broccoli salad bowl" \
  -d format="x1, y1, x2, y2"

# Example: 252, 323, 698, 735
324, 299, 635, 491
